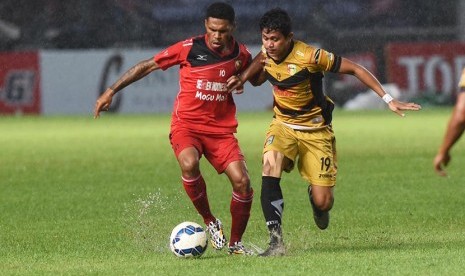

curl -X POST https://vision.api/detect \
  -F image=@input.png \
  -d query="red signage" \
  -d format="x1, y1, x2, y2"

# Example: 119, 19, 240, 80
0, 52, 40, 114
386, 42, 465, 95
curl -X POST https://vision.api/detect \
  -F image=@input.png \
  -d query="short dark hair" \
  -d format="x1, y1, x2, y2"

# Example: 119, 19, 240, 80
205, 2, 235, 23
259, 8, 292, 37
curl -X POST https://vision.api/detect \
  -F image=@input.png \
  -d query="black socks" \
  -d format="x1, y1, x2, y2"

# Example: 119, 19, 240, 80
261, 176, 284, 240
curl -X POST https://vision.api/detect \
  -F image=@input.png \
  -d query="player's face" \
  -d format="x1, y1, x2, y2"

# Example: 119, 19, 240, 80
261, 28, 293, 61
205, 17, 235, 53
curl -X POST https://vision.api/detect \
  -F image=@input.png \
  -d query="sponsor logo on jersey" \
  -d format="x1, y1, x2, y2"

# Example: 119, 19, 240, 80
196, 55, 208, 61
195, 80, 228, 102
195, 91, 227, 102
273, 86, 295, 97
318, 173, 334, 179
235, 59, 242, 71
296, 50, 304, 57
287, 64, 297, 76
264, 135, 274, 147
196, 80, 228, 92
311, 116, 323, 124
328, 53, 334, 62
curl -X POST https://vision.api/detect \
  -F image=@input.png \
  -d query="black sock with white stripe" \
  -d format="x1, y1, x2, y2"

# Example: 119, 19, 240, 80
261, 176, 284, 243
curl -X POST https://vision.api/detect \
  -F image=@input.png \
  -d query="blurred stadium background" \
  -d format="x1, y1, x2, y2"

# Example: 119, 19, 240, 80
1, 0, 465, 115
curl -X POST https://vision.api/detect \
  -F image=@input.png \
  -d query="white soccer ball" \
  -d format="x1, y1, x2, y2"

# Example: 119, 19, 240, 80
169, 221, 208, 258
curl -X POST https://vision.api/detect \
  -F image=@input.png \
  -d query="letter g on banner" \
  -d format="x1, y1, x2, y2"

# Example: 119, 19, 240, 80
98, 54, 123, 113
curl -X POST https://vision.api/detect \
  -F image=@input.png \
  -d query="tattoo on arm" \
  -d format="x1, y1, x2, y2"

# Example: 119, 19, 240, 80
110, 59, 155, 92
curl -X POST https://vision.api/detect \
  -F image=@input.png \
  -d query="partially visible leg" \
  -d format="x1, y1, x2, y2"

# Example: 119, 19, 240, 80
224, 160, 253, 245
178, 147, 226, 249
201, 133, 254, 253
224, 160, 254, 255
261, 176, 283, 242
308, 185, 333, 230
259, 150, 291, 257
298, 127, 337, 230
177, 147, 216, 225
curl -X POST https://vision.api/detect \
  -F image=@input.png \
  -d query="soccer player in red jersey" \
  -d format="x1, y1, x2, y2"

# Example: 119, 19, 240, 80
94, 2, 254, 255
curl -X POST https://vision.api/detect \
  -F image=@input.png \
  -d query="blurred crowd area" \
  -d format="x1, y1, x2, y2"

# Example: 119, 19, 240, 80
0, 0, 459, 52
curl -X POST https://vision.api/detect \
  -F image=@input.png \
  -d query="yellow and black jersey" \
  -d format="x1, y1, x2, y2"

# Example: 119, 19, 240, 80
261, 40, 341, 129
460, 68, 465, 92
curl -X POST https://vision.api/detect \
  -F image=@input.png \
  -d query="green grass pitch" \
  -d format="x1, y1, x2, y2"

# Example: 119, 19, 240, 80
1, 108, 465, 275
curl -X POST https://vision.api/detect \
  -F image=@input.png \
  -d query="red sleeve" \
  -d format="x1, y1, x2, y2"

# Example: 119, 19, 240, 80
154, 38, 192, 71
238, 44, 253, 74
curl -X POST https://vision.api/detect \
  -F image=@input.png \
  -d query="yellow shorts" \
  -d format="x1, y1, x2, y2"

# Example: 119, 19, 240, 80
263, 119, 337, 186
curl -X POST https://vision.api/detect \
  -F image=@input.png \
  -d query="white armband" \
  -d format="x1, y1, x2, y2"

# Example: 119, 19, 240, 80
382, 94, 394, 104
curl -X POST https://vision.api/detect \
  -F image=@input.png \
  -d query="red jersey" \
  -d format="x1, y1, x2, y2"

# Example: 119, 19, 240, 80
154, 35, 252, 133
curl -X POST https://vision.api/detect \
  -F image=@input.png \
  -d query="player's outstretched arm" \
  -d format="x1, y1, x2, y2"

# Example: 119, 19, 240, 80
94, 58, 159, 118
338, 58, 421, 116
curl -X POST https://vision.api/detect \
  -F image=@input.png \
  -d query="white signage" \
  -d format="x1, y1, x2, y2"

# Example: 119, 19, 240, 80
39, 47, 272, 115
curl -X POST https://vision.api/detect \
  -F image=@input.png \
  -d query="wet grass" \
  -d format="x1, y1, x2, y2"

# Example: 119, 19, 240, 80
1, 108, 465, 275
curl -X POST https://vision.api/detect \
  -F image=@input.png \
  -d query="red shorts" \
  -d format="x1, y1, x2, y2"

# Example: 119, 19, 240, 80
169, 126, 245, 173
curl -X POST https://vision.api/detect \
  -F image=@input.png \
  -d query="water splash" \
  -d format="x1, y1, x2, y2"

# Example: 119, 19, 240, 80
122, 188, 186, 253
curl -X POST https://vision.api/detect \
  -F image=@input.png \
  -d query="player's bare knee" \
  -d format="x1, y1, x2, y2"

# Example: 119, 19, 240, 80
313, 195, 333, 211
232, 174, 251, 194
262, 160, 280, 176
178, 157, 199, 175
321, 200, 333, 212
262, 161, 272, 175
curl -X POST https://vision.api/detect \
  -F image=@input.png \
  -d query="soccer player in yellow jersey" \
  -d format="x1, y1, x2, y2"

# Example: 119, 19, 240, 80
228, 8, 421, 256
434, 68, 465, 176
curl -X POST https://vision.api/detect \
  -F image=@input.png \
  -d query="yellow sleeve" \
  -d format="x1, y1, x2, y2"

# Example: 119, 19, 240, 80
307, 47, 340, 73
459, 68, 465, 90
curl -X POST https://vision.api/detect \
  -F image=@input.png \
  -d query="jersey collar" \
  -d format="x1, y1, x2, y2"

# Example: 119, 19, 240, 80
204, 34, 236, 58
